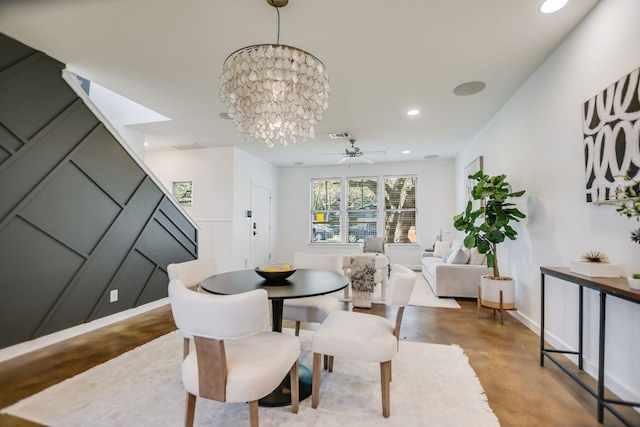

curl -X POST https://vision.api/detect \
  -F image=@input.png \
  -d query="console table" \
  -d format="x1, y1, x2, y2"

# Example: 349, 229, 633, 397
540, 267, 640, 426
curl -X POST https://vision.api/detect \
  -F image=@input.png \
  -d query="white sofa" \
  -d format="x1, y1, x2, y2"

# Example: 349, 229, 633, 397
421, 240, 492, 298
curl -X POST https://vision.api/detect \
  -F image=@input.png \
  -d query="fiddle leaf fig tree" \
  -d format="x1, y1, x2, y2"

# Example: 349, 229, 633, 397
453, 171, 526, 278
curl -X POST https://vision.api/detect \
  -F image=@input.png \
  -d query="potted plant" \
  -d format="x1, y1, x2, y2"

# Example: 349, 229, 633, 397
628, 273, 640, 290
453, 171, 526, 321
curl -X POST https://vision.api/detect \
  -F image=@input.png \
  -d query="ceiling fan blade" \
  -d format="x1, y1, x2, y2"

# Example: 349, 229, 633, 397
362, 150, 387, 155
336, 157, 350, 164
360, 156, 375, 164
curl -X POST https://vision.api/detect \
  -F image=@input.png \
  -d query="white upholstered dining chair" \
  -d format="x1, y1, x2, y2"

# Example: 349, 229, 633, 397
168, 279, 300, 427
167, 257, 218, 358
282, 252, 343, 336
310, 264, 416, 418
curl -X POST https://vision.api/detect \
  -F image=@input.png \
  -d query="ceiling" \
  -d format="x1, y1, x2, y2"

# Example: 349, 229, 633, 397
0, 0, 600, 167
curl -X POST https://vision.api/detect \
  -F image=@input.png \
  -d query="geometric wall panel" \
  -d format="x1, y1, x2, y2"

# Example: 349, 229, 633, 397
0, 218, 85, 347
20, 163, 122, 255
0, 33, 197, 349
74, 126, 146, 206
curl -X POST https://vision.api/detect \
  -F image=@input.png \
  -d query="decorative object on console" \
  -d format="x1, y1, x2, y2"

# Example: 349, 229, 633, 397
583, 67, 640, 203
219, 0, 330, 148
569, 251, 620, 278
628, 273, 640, 290
453, 171, 526, 324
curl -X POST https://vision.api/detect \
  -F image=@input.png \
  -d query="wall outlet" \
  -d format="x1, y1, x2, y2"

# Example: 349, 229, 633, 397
110, 289, 118, 302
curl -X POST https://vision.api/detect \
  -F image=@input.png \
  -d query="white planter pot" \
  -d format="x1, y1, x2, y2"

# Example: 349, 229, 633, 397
479, 276, 516, 310
627, 277, 640, 290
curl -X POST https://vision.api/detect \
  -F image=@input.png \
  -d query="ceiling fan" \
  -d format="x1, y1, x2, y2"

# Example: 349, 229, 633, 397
317, 139, 387, 164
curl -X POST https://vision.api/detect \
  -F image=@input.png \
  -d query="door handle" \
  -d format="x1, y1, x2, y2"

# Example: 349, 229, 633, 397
253, 231, 258, 236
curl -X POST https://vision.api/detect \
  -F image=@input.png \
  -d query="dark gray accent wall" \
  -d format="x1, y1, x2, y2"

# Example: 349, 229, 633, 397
0, 33, 197, 349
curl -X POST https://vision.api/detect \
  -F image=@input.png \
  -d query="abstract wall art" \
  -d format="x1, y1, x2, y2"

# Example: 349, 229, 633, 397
583, 67, 640, 202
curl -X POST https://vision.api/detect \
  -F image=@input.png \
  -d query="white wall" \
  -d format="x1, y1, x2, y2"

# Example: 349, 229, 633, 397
232, 147, 280, 269
145, 147, 279, 272
277, 159, 456, 268
456, 0, 640, 404
145, 147, 234, 271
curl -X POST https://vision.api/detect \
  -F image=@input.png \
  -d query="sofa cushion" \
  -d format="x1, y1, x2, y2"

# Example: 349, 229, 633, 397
469, 248, 487, 265
446, 247, 471, 264
433, 240, 452, 257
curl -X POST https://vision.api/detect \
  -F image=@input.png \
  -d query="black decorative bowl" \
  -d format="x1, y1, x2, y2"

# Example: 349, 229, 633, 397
255, 265, 296, 282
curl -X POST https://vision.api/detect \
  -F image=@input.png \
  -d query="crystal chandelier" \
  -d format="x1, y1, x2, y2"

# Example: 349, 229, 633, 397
219, 0, 330, 148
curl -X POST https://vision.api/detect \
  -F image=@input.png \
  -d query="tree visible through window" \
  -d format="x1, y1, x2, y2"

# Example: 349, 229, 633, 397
347, 178, 378, 243
384, 176, 417, 243
311, 179, 341, 242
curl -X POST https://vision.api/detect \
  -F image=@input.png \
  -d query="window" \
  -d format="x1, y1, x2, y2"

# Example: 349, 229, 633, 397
346, 178, 378, 243
173, 181, 193, 206
384, 176, 417, 243
310, 176, 418, 244
311, 179, 341, 242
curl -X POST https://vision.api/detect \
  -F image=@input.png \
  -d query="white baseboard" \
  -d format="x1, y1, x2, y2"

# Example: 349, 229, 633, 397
0, 298, 169, 363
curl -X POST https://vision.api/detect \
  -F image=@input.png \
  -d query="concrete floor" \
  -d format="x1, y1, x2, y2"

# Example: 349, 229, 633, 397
1, 297, 638, 426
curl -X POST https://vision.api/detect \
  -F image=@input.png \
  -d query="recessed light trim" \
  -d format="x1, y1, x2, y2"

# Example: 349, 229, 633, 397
407, 109, 420, 116
539, 0, 568, 14
424, 154, 439, 160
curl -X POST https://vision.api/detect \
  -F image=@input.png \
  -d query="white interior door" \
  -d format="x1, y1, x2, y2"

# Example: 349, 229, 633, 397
251, 185, 272, 267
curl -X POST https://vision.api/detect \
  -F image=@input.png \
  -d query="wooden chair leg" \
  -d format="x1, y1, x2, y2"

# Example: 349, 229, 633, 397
295, 321, 301, 336
499, 290, 504, 325
380, 361, 392, 418
183, 337, 190, 360
312, 353, 321, 409
185, 392, 196, 427
328, 355, 334, 372
249, 400, 259, 427
290, 360, 299, 413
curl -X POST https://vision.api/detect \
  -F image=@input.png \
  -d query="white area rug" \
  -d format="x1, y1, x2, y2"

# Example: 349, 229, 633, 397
334, 272, 460, 309
3, 330, 498, 427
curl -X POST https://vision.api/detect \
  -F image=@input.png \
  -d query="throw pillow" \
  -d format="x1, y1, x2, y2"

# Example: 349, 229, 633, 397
441, 247, 455, 263
446, 247, 471, 264
363, 236, 385, 253
433, 240, 452, 258
469, 247, 487, 265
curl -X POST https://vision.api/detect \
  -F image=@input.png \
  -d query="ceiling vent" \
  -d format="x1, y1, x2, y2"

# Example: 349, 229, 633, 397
329, 132, 350, 139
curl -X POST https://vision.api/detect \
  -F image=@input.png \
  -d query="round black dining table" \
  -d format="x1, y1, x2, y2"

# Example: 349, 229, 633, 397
200, 268, 349, 407
201, 268, 349, 332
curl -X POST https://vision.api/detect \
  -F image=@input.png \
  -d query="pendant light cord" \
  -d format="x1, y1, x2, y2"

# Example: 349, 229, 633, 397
275, 6, 281, 45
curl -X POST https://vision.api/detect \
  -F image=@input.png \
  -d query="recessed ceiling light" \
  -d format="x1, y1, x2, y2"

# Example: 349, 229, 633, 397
294, 162, 304, 166
402, 150, 411, 154
453, 81, 486, 96
407, 109, 420, 116
424, 154, 439, 160
539, 0, 568, 14
143, 142, 148, 146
